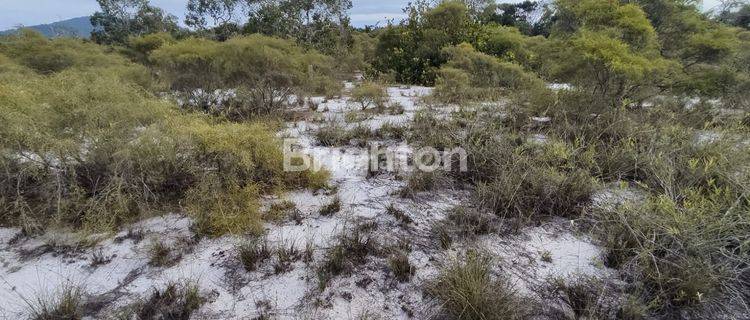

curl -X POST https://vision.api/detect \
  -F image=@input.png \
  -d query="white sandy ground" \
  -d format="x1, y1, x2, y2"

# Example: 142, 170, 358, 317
0, 83, 621, 319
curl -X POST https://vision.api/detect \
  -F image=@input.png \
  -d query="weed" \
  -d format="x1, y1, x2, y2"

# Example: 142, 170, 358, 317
318, 225, 379, 288
445, 207, 496, 236
385, 204, 412, 225
389, 252, 414, 282
319, 196, 341, 216
147, 240, 177, 267
130, 281, 204, 320
90, 248, 112, 267
432, 224, 453, 250
398, 170, 448, 198
265, 200, 297, 223
237, 239, 272, 272
273, 240, 300, 274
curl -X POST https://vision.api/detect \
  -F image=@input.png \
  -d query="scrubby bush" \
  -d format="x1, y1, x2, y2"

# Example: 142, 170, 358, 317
433, 43, 550, 103
432, 67, 471, 103
476, 24, 528, 61
151, 35, 341, 119
0, 43, 328, 234
350, 82, 388, 110
126, 32, 176, 63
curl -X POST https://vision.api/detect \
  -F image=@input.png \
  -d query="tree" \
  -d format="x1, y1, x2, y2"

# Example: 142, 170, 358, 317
185, 0, 242, 29
185, 0, 244, 40
717, 2, 750, 29
372, 1, 476, 84
91, 0, 178, 45
544, 0, 674, 104
244, 0, 353, 52
479, 1, 540, 34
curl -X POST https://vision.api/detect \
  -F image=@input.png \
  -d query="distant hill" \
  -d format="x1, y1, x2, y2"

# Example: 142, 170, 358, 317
0, 16, 93, 38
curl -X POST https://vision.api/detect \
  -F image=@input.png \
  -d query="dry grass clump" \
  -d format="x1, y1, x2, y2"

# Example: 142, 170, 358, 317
315, 123, 373, 147
264, 200, 298, 223
151, 34, 341, 118
388, 251, 413, 282
385, 204, 412, 225
237, 238, 272, 272
25, 284, 85, 320
398, 170, 450, 198
429, 251, 527, 320
147, 239, 177, 267
319, 196, 342, 216
318, 223, 379, 288
122, 281, 204, 320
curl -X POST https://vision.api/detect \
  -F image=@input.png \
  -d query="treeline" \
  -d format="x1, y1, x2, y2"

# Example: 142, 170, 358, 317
373, 0, 750, 108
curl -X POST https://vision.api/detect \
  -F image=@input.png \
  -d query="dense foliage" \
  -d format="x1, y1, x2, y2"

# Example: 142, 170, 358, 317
0, 31, 327, 235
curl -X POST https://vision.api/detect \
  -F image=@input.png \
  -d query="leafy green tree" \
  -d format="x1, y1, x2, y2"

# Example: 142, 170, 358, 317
479, 1, 540, 34
185, 0, 244, 40
716, 1, 750, 29
91, 0, 179, 45
540, 0, 676, 104
372, 1, 476, 84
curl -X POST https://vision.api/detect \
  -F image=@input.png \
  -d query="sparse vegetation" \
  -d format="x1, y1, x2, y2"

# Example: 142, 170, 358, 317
124, 281, 205, 320
265, 200, 298, 223
3, 0, 749, 318
318, 224, 379, 288
274, 239, 301, 274
319, 196, 342, 216
147, 239, 176, 267
385, 204, 412, 225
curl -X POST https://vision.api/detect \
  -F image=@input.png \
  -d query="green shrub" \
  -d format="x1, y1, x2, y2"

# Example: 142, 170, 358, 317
476, 25, 528, 61
351, 82, 388, 110
433, 67, 471, 103
126, 32, 176, 63
593, 188, 750, 314
432, 43, 549, 103
151, 35, 341, 118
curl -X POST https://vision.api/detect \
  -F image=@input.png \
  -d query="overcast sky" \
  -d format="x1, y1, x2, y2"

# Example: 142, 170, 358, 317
0, 0, 726, 31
